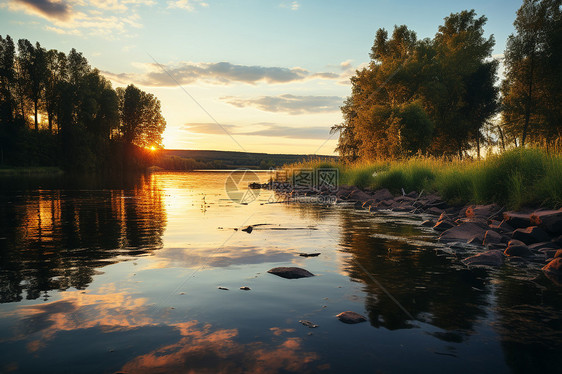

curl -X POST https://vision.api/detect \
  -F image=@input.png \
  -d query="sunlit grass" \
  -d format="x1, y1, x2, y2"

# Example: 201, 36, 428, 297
283, 148, 562, 209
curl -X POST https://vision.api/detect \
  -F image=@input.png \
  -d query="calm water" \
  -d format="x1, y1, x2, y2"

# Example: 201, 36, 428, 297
0, 171, 560, 374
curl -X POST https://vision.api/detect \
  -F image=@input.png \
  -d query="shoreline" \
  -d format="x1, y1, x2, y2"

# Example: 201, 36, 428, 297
274, 184, 562, 285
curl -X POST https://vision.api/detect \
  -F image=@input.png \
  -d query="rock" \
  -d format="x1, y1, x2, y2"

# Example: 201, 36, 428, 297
372, 188, 394, 202
240, 286, 251, 290
512, 226, 551, 245
456, 217, 489, 229
468, 236, 483, 245
336, 311, 367, 324
530, 209, 562, 234
433, 220, 455, 231
439, 222, 487, 243
483, 230, 503, 245
542, 258, 562, 285
503, 211, 532, 229
393, 203, 414, 212
426, 207, 444, 215
504, 241, 533, 257
555, 250, 562, 259
217, 286, 229, 290
299, 253, 321, 257
348, 189, 374, 203
405, 191, 418, 198
299, 320, 318, 328
267, 267, 315, 279
528, 242, 559, 251
421, 219, 435, 227
463, 250, 504, 267
241, 225, 253, 233
489, 220, 515, 234
540, 249, 559, 260
465, 204, 500, 219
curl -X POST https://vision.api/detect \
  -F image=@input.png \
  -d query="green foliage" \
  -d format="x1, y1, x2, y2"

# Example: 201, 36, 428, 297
334, 10, 498, 160
0, 35, 167, 172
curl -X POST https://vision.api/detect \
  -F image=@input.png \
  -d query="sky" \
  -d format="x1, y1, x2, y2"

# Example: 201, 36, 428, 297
0, 0, 523, 155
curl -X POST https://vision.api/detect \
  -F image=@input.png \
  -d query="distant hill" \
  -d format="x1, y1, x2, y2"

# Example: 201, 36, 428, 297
159, 149, 337, 170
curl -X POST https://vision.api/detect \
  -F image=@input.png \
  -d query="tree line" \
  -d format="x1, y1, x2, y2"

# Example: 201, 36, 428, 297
333, 0, 562, 161
0, 35, 166, 171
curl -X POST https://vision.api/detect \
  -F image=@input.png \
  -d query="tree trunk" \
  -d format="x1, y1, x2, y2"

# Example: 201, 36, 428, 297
497, 125, 506, 151
476, 132, 481, 160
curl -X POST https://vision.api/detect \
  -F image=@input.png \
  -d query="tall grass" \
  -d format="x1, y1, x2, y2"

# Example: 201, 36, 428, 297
283, 148, 562, 209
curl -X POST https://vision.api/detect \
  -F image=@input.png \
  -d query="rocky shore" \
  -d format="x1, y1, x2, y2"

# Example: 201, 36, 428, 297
278, 184, 562, 286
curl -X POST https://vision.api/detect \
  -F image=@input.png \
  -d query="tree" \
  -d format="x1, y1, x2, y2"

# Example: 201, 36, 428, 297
45, 50, 67, 132
502, 0, 562, 149
119, 84, 166, 149
17, 39, 47, 131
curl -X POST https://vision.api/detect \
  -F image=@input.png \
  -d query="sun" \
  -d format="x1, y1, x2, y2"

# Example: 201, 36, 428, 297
149, 146, 156, 151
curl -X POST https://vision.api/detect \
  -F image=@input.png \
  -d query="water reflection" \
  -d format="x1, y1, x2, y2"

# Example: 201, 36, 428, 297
336, 210, 490, 335
0, 174, 166, 303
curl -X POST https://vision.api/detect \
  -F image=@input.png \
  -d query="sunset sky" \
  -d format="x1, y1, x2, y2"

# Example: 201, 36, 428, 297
1, 0, 522, 154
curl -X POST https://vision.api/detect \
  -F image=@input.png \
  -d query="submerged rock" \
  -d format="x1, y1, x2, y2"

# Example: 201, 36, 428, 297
433, 220, 455, 232
240, 286, 251, 290
542, 258, 562, 285
336, 311, 367, 324
299, 320, 318, 328
241, 225, 253, 233
299, 253, 321, 257
504, 244, 533, 257
439, 222, 487, 243
267, 267, 315, 279
463, 250, 505, 267
483, 230, 503, 245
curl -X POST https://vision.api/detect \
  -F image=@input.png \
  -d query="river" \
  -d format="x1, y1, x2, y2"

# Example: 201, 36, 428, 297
0, 171, 560, 373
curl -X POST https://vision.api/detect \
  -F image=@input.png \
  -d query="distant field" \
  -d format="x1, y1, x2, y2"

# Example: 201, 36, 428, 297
160, 149, 337, 170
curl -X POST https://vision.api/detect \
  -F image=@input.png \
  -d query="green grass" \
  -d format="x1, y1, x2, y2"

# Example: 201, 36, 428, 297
283, 148, 562, 209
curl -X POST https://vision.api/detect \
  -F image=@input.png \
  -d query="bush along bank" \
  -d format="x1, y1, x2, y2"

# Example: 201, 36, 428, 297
269, 182, 562, 286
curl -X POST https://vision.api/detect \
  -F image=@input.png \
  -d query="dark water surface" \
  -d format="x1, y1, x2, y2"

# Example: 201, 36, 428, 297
0, 171, 561, 373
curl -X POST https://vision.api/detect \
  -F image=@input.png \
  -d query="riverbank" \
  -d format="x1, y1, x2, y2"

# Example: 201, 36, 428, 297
0, 166, 64, 176
285, 148, 562, 210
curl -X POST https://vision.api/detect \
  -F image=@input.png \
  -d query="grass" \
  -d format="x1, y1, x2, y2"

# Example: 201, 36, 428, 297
283, 148, 562, 210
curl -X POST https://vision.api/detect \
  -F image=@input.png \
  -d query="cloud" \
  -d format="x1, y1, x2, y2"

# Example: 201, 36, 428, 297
280, 1, 299, 11
10, 0, 73, 21
185, 122, 331, 140
221, 94, 342, 114
167, 0, 208, 11
6, 0, 153, 36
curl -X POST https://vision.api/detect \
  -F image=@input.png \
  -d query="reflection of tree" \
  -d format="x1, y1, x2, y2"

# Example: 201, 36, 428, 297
493, 266, 562, 373
337, 210, 490, 337
0, 173, 166, 303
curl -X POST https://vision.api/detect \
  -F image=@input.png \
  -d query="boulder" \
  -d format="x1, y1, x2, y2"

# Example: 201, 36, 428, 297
483, 230, 503, 245
528, 242, 559, 251
542, 258, 562, 285
465, 204, 500, 219
347, 189, 373, 203
372, 188, 394, 202
503, 211, 532, 229
433, 220, 456, 232
512, 226, 551, 245
336, 311, 367, 324
439, 222, 487, 243
456, 217, 489, 229
504, 241, 533, 257
489, 220, 515, 234
267, 267, 315, 279
530, 209, 562, 234
421, 219, 435, 227
426, 207, 444, 215
463, 250, 504, 267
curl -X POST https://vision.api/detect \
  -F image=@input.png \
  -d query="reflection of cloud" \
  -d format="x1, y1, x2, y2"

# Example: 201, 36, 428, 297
150, 245, 294, 269
120, 330, 319, 374
9, 288, 320, 373
221, 94, 342, 114
102, 61, 347, 86
185, 122, 330, 140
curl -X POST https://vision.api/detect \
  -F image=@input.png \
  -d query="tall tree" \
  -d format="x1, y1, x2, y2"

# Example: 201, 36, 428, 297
17, 39, 47, 131
45, 50, 67, 132
119, 84, 166, 149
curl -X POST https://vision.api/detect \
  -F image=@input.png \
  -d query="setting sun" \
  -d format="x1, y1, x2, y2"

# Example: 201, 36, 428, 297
149, 146, 156, 151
